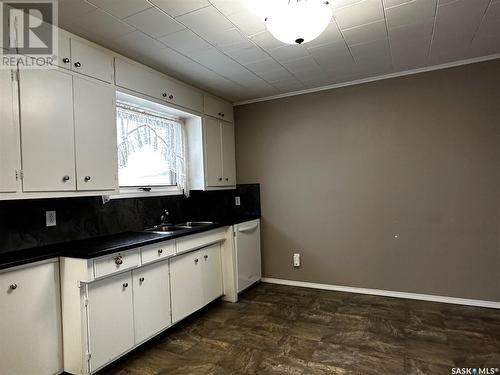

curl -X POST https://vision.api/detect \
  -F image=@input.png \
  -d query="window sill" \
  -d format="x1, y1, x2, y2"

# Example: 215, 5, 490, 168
108, 187, 184, 200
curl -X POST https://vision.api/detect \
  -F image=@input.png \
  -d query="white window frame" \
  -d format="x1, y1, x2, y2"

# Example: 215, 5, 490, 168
110, 100, 186, 199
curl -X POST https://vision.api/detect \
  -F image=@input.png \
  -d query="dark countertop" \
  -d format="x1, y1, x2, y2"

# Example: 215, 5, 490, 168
0, 215, 260, 270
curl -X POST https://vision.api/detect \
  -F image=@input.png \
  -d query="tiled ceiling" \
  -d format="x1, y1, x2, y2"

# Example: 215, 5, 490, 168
58, 0, 500, 103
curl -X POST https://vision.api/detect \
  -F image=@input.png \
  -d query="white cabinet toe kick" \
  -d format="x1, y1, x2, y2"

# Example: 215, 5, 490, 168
60, 227, 230, 375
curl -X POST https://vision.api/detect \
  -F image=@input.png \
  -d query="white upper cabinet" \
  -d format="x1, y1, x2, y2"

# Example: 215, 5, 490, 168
0, 261, 63, 375
19, 69, 76, 192
166, 79, 204, 113
204, 95, 234, 123
0, 70, 20, 193
204, 116, 224, 187
114, 58, 203, 113
70, 39, 114, 83
73, 77, 117, 191
55, 32, 71, 69
203, 118, 236, 188
18, 69, 118, 194
221, 121, 236, 186
186, 116, 237, 190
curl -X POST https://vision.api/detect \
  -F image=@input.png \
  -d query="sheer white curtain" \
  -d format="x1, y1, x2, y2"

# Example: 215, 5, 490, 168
116, 102, 189, 197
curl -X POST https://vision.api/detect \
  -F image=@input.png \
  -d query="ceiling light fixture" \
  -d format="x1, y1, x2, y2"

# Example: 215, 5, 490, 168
264, 0, 333, 45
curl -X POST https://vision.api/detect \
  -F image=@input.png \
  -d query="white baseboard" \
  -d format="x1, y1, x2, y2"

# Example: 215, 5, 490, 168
261, 278, 500, 309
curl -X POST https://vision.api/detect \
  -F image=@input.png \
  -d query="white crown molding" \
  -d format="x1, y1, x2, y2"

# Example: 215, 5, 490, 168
233, 53, 500, 106
261, 277, 500, 309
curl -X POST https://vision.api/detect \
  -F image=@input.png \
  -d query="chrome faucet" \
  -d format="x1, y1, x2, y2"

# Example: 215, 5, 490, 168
160, 210, 170, 225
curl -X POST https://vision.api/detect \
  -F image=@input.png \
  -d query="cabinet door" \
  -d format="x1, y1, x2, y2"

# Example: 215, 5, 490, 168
221, 121, 236, 186
132, 261, 171, 344
204, 95, 233, 123
203, 117, 223, 187
19, 69, 76, 191
218, 100, 234, 123
87, 272, 134, 372
169, 250, 203, 323
55, 30, 71, 69
73, 77, 118, 191
0, 70, 20, 193
71, 39, 114, 83
201, 244, 223, 305
115, 58, 167, 101
166, 80, 203, 113
0, 261, 63, 375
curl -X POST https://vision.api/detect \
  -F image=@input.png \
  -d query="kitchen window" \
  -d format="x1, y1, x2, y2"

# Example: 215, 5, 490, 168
116, 101, 186, 197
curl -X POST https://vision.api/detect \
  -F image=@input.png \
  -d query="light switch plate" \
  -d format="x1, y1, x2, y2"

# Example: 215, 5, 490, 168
46, 211, 56, 227
235, 196, 241, 206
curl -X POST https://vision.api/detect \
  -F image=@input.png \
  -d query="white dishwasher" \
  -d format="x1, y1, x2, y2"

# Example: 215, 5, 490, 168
234, 219, 262, 293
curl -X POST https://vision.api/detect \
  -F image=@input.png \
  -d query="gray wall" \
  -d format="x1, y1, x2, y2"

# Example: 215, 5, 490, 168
234, 60, 500, 302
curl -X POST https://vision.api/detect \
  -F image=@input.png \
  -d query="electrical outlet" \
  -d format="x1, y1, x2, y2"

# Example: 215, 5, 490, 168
293, 253, 301, 267
235, 196, 241, 206
46, 211, 56, 227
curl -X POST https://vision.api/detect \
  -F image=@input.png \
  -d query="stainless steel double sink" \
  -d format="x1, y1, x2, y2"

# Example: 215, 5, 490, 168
143, 221, 214, 235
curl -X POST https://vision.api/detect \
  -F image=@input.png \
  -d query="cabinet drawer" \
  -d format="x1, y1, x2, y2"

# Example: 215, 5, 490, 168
176, 229, 225, 255
141, 240, 175, 265
93, 249, 140, 278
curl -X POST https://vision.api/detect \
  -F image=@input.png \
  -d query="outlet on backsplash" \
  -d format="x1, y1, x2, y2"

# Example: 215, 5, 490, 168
46, 211, 56, 227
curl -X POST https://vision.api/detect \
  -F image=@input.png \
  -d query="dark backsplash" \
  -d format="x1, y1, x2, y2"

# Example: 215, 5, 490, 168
0, 184, 260, 254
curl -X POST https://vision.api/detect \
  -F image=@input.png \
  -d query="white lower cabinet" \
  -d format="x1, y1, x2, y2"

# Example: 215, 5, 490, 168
61, 234, 225, 374
132, 261, 171, 344
201, 244, 223, 303
0, 260, 63, 375
87, 272, 134, 373
170, 244, 223, 323
170, 250, 204, 323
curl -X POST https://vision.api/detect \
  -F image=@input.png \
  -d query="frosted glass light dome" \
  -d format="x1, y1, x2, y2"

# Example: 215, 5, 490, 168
264, 0, 333, 45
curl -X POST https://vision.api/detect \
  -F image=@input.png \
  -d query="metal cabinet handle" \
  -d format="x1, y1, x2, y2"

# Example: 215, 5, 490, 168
9, 284, 17, 290
168, 94, 174, 100
218, 177, 222, 181
194, 258, 199, 264
74, 62, 81, 68
62, 58, 70, 63
204, 255, 208, 260
139, 277, 145, 283
158, 249, 163, 254
221, 113, 225, 117
62, 175, 70, 182
162, 93, 167, 97
122, 283, 128, 288
84, 176, 91, 182
225, 178, 229, 181
114, 256, 123, 265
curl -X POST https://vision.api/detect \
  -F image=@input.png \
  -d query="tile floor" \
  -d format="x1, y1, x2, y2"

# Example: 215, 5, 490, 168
101, 283, 500, 375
